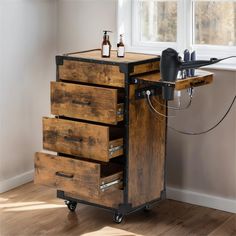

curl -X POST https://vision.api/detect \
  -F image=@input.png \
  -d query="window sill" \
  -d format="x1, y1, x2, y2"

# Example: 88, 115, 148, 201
126, 46, 236, 72
201, 64, 236, 72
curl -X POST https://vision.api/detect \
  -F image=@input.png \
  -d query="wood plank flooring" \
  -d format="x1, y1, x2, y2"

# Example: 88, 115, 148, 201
0, 182, 235, 236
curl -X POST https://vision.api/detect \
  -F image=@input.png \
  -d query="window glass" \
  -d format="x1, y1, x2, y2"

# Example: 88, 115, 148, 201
194, 1, 236, 46
139, 0, 177, 42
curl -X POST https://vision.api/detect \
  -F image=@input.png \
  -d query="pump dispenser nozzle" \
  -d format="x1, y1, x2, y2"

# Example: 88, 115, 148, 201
103, 30, 112, 34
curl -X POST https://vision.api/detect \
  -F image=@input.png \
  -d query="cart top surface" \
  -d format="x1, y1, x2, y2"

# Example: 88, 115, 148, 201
62, 49, 160, 64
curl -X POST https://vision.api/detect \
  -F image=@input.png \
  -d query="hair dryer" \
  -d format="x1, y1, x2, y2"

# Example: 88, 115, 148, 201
160, 48, 234, 100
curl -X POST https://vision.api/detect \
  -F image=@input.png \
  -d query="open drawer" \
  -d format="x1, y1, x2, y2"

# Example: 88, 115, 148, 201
34, 152, 123, 198
43, 117, 124, 162
51, 82, 124, 125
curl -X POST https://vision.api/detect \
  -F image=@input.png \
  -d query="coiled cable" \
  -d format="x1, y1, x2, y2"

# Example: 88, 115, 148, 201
146, 91, 236, 135
168, 95, 236, 135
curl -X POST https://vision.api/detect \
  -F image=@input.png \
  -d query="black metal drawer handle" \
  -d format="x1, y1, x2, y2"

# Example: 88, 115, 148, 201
55, 171, 74, 179
71, 99, 91, 106
64, 136, 83, 143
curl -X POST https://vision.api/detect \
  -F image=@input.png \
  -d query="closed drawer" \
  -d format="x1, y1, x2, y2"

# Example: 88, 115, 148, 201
43, 117, 124, 162
34, 152, 123, 198
58, 59, 125, 87
51, 82, 124, 125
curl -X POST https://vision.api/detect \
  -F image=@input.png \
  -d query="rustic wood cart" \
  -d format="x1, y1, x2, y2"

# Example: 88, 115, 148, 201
34, 49, 213, 223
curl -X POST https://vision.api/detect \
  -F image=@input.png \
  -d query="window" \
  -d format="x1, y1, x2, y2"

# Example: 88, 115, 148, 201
138, 1, 177, 43
118, 0, 236, 69
194, 1, 236, 46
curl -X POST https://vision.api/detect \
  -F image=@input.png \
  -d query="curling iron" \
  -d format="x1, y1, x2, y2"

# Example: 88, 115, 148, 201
160, 48, 235, 100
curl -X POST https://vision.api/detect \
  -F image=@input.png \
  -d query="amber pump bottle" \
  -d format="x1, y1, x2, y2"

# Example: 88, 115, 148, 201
117, 34, 125, 57
101, 30, 112, 58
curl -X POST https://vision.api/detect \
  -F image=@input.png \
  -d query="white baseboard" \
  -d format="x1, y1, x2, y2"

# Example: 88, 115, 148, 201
0, 170, 34, 193
167, 186, 236, 213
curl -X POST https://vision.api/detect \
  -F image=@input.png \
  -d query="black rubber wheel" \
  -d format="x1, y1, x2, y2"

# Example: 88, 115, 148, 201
113, 212, 124, 224
144, 205, 151, 211
143, 204, 151, 212
65, 200, 77, 212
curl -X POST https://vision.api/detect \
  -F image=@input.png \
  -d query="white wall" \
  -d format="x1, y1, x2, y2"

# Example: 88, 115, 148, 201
167, 70, 236, 199
0, 0, 57, 191
57, 0, 117, 53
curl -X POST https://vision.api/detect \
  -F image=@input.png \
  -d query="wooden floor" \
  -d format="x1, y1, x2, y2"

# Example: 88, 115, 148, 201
0, 182, 235, 236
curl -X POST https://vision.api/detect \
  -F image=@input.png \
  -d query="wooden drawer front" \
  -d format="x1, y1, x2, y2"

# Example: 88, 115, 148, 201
43, 117, 124, 162
51, 82, 124, 125
34, 152, 123, 198
130, 61, 160, 76
58, 60, 125, 87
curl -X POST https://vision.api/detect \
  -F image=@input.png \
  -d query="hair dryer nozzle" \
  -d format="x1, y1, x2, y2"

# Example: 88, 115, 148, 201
162, 86, 174, 101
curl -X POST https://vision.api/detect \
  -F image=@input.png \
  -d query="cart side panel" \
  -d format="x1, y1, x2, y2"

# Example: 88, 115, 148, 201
128, 83, 166, 207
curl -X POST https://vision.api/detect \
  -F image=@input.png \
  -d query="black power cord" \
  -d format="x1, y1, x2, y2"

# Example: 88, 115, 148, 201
146, 94, 236, 135
151, 87, 194, 111
168, 95, 236, 135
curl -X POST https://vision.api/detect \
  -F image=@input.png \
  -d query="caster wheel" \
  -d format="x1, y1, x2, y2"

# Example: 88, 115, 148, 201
65, 200, 77, 212
143, 204, 151, 212
113, 212, 124, 224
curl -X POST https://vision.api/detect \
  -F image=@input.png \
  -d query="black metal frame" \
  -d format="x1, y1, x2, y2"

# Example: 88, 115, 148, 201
55, 49, 167, 217
57, 190, 164, 216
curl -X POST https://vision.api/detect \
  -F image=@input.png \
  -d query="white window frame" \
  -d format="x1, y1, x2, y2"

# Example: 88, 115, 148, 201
117, 0, 236, 70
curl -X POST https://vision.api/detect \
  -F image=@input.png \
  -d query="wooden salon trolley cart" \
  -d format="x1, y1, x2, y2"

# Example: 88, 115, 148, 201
34, 49, 213, 223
